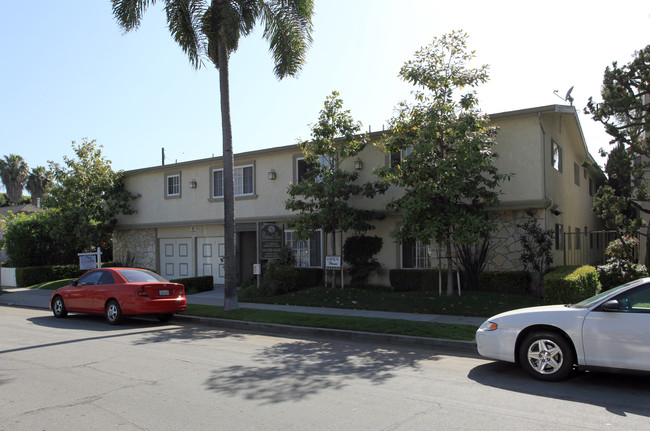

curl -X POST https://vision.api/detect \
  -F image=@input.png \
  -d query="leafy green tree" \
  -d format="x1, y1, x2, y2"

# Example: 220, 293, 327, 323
112, 0, 314, 311
286, 91, 383, 288
2, 211, 60, 266
517, 219, 553, 297
586, 44, 650, 264
0, 154, 29, 204
42, 139, 138, 264
26, 166, 52, 207
376, 31, 508, 295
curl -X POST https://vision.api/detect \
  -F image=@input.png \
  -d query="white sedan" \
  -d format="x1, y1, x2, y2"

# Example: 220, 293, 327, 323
476, 278, 650, 381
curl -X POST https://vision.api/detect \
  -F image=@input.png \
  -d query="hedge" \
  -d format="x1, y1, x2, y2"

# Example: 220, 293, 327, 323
170, 276, 214, 293
389, 269, 452, 292
543, 265, 600, 304
17, 265, 88, 287
15, 262, 122, 286
477, 271, 530, 294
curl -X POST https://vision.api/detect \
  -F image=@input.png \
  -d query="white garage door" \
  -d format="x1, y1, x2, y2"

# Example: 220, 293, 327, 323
197, 237, 225, 284
160, 239, 194, 280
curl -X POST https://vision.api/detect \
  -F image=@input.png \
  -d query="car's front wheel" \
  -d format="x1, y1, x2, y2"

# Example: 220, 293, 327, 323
52, 296, 68, 318
105, 299, 123, 325
519, 331, 575, 381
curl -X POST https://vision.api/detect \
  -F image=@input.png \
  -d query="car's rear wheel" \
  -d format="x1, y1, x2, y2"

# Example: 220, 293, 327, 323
519, 331, 574, 381
105, 299, 123, 325
157, 313, 174, 323
52, 296, 68, 318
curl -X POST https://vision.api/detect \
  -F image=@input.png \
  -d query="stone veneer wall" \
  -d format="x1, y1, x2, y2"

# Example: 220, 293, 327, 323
485, 209, 546, 272
112, 228, 157, 271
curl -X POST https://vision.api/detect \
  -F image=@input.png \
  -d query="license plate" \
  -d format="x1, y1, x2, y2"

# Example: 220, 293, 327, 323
159, 289, 169, 296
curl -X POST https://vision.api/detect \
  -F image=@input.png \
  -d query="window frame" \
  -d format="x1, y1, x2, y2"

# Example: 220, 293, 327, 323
551, 140, 562, 172
401, 239, 433, 269
212, 164, 255, 199
284, 229, 322, 268
165, 172, 181, 199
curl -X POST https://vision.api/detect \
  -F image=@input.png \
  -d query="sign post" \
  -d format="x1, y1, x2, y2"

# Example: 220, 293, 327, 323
78, 248, 102, 271
326, 255, 343, 289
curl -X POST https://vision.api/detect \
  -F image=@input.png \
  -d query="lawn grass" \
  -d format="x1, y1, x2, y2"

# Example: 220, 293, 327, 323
240, 286, 545, 318
29, 279, 73, 290
181, 304, 478, 341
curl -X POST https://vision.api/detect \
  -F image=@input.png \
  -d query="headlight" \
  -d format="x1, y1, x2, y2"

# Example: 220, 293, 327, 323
479, 320, 498, 331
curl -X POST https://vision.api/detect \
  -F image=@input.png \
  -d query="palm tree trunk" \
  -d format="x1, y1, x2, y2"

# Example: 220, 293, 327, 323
218, 38, 238, 311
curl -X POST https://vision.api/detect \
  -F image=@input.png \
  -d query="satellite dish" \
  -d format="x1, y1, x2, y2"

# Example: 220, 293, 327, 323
565, 86, 574, 105
553, 85, 575, 106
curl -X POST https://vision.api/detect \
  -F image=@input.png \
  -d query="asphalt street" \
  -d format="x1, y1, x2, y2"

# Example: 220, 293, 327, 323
2, 307, 650, 431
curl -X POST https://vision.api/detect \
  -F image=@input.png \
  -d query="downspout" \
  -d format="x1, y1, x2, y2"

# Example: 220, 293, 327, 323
539, 113, 548, 227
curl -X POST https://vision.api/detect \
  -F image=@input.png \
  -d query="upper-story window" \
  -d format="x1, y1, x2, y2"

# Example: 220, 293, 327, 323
165, 173, 181, 198
390, 146, 413, 168
574, 163, 580, 186
212, 165, 254, 198
551, 140, 562, 172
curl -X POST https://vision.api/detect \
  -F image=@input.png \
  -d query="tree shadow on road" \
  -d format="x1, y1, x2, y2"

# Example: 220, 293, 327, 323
204, 338, 441, 404
469, 361, 650, 418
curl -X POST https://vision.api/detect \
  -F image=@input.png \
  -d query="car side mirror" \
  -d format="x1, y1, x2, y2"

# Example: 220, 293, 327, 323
602, 299, 620, 312
71, 280, 78, 287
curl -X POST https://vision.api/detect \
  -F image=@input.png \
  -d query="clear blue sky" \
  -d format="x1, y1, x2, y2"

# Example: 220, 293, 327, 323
1, 0, 649, 190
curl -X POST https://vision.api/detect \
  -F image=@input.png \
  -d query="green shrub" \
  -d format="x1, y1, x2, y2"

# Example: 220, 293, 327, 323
543, 266, 600, 304
16, 264, 88, 286
478, 271, 530, 294
343, 235, 383, 283
597, 261, 647, 291
170, 276, 214, 293
389, 269, 453, 292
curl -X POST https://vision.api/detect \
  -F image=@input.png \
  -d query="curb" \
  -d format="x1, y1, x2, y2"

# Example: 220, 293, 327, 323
173, 314, 480, 357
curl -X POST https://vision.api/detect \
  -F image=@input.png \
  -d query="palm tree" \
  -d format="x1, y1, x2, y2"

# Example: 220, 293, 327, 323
26, 166, 52, 207
112, 0, 314, 311
0, 154, 29, 204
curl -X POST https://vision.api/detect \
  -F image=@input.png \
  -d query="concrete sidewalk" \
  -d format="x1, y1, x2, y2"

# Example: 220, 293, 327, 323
0, 286, 483, 355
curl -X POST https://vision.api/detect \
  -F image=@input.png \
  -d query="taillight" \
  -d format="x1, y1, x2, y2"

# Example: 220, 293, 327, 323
137, 286, 149, 297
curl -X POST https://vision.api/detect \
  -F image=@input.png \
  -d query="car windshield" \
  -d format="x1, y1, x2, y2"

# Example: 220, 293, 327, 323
571, 279, 644, 309
117, 269, 169, 283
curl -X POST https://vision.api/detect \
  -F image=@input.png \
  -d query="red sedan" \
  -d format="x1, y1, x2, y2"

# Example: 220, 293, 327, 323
50, 267, 186, 324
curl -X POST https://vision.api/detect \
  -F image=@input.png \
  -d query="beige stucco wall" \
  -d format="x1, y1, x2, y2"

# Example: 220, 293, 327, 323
491, 115, 545, 203
114, 106, 605, 286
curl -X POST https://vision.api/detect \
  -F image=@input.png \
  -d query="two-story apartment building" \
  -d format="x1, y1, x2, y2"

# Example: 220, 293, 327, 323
113, 104, 606, 286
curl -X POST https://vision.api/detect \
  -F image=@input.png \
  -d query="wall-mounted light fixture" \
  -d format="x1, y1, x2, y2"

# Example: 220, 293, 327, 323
190, 179, 197, 189
268, 169, 277, 180
354, 158, 363, 170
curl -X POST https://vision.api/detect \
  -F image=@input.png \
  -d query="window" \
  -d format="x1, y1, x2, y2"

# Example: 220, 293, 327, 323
589, 178, 594, 196
296, 157, 314, 183
98, 271, 115, 285
574, 163, 580, 186
390, 146, 413, 168
212, 165, 254, 198
166, 173, 180, 198
402, 239, 433, 269
551, 140, 562, 172
555, 224, 564, 250
78, 271, 103, 286
613, 284, 650, 313
285, 230, 322, 267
